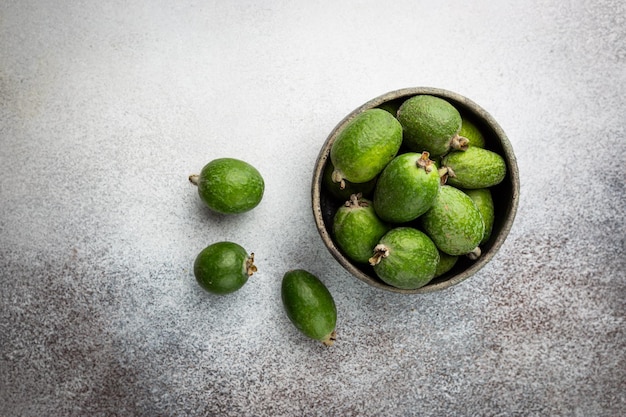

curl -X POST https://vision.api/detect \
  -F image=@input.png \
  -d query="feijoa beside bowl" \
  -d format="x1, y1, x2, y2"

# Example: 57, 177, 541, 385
311, 87, 519, 294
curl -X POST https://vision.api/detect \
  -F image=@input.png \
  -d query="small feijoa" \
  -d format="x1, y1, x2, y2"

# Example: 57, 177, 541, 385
369, 227, 440, 290
397, 95, 469, 157
420, 185, 485, 256
281, 269, 337, 346
330, 108, 402, 187
333, 194, 389, 264
434, 250, 458, 278
189, 158, 264, 214
373, 151, 440, 223
464, 188, 495, 245
194, 241, 257, 295
442, 147, 506, 189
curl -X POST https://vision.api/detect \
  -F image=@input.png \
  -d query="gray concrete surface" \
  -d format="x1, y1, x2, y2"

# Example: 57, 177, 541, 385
1, 1, 624, 416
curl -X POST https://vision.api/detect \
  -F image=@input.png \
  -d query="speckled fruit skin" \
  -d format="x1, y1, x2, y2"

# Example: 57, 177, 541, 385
373, 152, 440, 223
442, 147, 506, 189
281, 269, 337, 346
434, 250, 458, 278
330, 108, 402, 184
459, 116, 485, 148
194, 242, 253, 295
397, 95, 462, 157
195, 158, 264, 214
371, 227, 440, 290
333, 195, 389, 264
464, 188, 495, 245
420, 185, 485, 255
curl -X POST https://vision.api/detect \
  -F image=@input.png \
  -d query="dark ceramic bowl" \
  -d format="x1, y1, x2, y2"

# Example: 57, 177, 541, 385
311, 87, 520, 294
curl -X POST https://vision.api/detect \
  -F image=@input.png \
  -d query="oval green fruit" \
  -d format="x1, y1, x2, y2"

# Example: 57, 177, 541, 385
369, 227, 439, 290
330, 108, 402, 186
464, 188, 495, 245
323, 160, 376, 201
397, 95, 468, 157
194, 241, 257, 295
373, 151, 441, 223
189, 158, 264, 214
333, 194, 389, 264
442, 147, 506, 189
434, 250, 458, 278
281, 269, 337, 346
420, 185, 485, 256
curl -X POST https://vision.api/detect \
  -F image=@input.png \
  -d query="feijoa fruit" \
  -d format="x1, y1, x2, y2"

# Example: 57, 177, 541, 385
442, 147, 506, 189
194, 241, 257, 295
330, 108, 402, 187
397, 95, 469, 157
464, 188, 495, 245
189, 158, 264, 214
373, 151, 440, 223
420, 185, 485, 256
281, 269, 337, 346
368, 227, 439, 290
333, 194, 389, 264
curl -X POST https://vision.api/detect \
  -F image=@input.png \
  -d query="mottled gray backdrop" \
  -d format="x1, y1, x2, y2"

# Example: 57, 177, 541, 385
1, 1, 624, 416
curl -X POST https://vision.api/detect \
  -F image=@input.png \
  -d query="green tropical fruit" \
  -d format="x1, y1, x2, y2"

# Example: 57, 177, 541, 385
189, 158, 264, 214
373, 152, 440, 223
434, 250, 458, 278
369, 227, 439, 290
330, 108, 402, 187
420, 185, 485, 256
442, 146, 506, 189
194, 242, 257, 295
459, 116, 485, 148
333, 194, 389, 264
281, 269, 337, 346
322, 160, 377, 201
397, 95, 469, 157
464, 188, 495, 245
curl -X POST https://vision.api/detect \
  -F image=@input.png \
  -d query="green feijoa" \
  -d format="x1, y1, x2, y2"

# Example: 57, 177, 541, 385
459, 116, 485, 148
373, 152, 440, 223
464, 188, 495, 245
420, 185, 485, 256
189, 158, 264, 214
322, 160, 377, 201
434, 250, 458, 278
397, 95, 469, 158
194, 242, 257, 295
281, 269, 337, 346
330, 108, 403, 187
369, 227, 439, 290
442, 147, 506, 189
333, 194, 389, 264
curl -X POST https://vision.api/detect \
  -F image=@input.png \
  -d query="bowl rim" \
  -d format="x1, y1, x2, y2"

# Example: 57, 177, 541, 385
311, 87, 520, 294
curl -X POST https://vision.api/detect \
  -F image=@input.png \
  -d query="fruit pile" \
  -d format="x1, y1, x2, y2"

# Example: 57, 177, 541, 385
325, 94, 507, 290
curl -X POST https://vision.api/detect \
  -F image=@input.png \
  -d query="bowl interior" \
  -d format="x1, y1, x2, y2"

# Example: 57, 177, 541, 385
312, 87, 520, 294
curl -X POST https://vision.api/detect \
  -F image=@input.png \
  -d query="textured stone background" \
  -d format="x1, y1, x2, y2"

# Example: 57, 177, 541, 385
1, 1, 624, 416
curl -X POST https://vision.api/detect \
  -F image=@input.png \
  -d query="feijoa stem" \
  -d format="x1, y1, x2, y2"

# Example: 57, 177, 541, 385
416, 151, 435, 173
331, 168, 347, 190
450, 134, 470, 151
189, 174, 200, 186
321, 330, 337, 347
466, 247, 482, 260
368, 244, 390, 266
246, 253, 257, 276
346, 193, 368, 208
